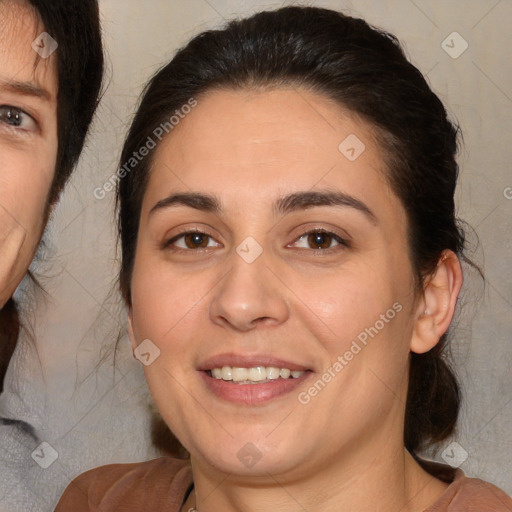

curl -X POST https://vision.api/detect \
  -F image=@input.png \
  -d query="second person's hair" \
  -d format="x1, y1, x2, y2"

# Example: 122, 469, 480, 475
0, 0, 104, 393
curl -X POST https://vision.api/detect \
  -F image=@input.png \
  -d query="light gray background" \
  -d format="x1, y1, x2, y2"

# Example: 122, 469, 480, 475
3, 0, 511, 506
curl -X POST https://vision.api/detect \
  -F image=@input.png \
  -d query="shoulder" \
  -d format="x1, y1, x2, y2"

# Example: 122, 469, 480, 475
429, 470, 512, 511
452, 475, 512, 510
55, 457, 192, 512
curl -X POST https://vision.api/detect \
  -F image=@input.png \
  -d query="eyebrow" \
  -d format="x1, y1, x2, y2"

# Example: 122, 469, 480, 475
0, 80, 52, 101
150, 190, 376, 222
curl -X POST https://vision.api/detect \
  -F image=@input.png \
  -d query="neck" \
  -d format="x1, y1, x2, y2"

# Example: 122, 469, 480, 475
184, 442, 448, 512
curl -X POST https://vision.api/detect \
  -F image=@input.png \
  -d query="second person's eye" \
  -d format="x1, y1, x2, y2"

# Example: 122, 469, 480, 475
0, 105, 37, 132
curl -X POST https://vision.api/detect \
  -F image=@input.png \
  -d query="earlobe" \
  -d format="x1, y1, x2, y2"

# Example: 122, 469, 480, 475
410, 250, 463, 354
127, 309, 138, 353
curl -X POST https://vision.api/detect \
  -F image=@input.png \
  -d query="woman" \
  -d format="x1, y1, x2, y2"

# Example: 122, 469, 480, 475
0, 0, 103, 389
0, 0, 103, 510
56, 6, 512, 511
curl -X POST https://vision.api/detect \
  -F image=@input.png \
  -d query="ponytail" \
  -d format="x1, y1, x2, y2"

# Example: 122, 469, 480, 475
405, 334, 461, 454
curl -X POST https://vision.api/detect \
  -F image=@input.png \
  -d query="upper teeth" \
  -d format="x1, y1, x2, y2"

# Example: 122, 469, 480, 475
210, 366, 304, 382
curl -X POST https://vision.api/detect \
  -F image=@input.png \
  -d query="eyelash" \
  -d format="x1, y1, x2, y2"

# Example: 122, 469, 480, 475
164, 228, 350, 254
0, 105, 37, 132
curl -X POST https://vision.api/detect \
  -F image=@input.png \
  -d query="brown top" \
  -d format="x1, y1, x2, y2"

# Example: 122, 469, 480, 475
55, 457, 512, 512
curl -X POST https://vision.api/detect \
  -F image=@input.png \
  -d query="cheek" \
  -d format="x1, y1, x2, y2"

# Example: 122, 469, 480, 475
130, 258, 207, 430
0, 150, 55, 242
296, 255, 414, 396
130, 250, 211, 343
294, 260, 403, 343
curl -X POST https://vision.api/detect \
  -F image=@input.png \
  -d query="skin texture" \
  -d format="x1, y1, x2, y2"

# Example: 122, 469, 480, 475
128, 87, 462, 512
0, 0, 58, 308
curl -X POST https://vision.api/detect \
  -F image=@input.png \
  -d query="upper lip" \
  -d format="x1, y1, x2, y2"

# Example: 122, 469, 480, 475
198, 353, 311, 372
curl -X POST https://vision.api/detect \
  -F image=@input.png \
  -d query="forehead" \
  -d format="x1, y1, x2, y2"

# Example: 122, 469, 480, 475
147, 87, 392, 206
0, 0, 58, 98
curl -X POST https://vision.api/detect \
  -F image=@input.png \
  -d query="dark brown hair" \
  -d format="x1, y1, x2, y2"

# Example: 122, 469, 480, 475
117, 6, 467, 457
0, 0, 104, 392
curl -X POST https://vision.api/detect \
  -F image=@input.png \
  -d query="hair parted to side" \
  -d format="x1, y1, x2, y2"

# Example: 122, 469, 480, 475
117, 6, 467, 458
27, 0, 105, 206
0, 0, 104, 392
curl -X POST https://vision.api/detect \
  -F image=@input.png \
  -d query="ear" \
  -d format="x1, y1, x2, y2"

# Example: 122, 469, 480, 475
410, 250, 463, 354
127, 308, 138, 353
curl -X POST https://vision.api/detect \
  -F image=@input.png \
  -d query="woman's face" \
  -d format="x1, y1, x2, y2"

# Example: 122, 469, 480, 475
130, 87, 422, 479
0, 0, 58, 307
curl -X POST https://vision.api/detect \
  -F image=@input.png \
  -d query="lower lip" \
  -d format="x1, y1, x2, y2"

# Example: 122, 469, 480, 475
200, 371, 311, 405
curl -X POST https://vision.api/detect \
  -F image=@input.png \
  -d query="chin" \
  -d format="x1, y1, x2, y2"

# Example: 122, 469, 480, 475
188, 431, 310, 479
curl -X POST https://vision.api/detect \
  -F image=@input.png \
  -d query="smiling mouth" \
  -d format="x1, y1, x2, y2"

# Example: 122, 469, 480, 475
206, 365, 307, 384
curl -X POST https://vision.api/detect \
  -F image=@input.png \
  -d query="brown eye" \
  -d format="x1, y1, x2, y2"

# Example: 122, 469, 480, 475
165, 230, 220, 251
307, 232, 334, 249
291, 230, 348, 251
183, 232, 210, 248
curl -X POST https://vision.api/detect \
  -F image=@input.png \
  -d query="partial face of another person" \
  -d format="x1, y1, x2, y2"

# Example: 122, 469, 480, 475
129, 87, 425, 479
0, 0, 58, 308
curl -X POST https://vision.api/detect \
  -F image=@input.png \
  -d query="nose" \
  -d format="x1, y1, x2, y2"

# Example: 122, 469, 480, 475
208, 245, 289, 332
